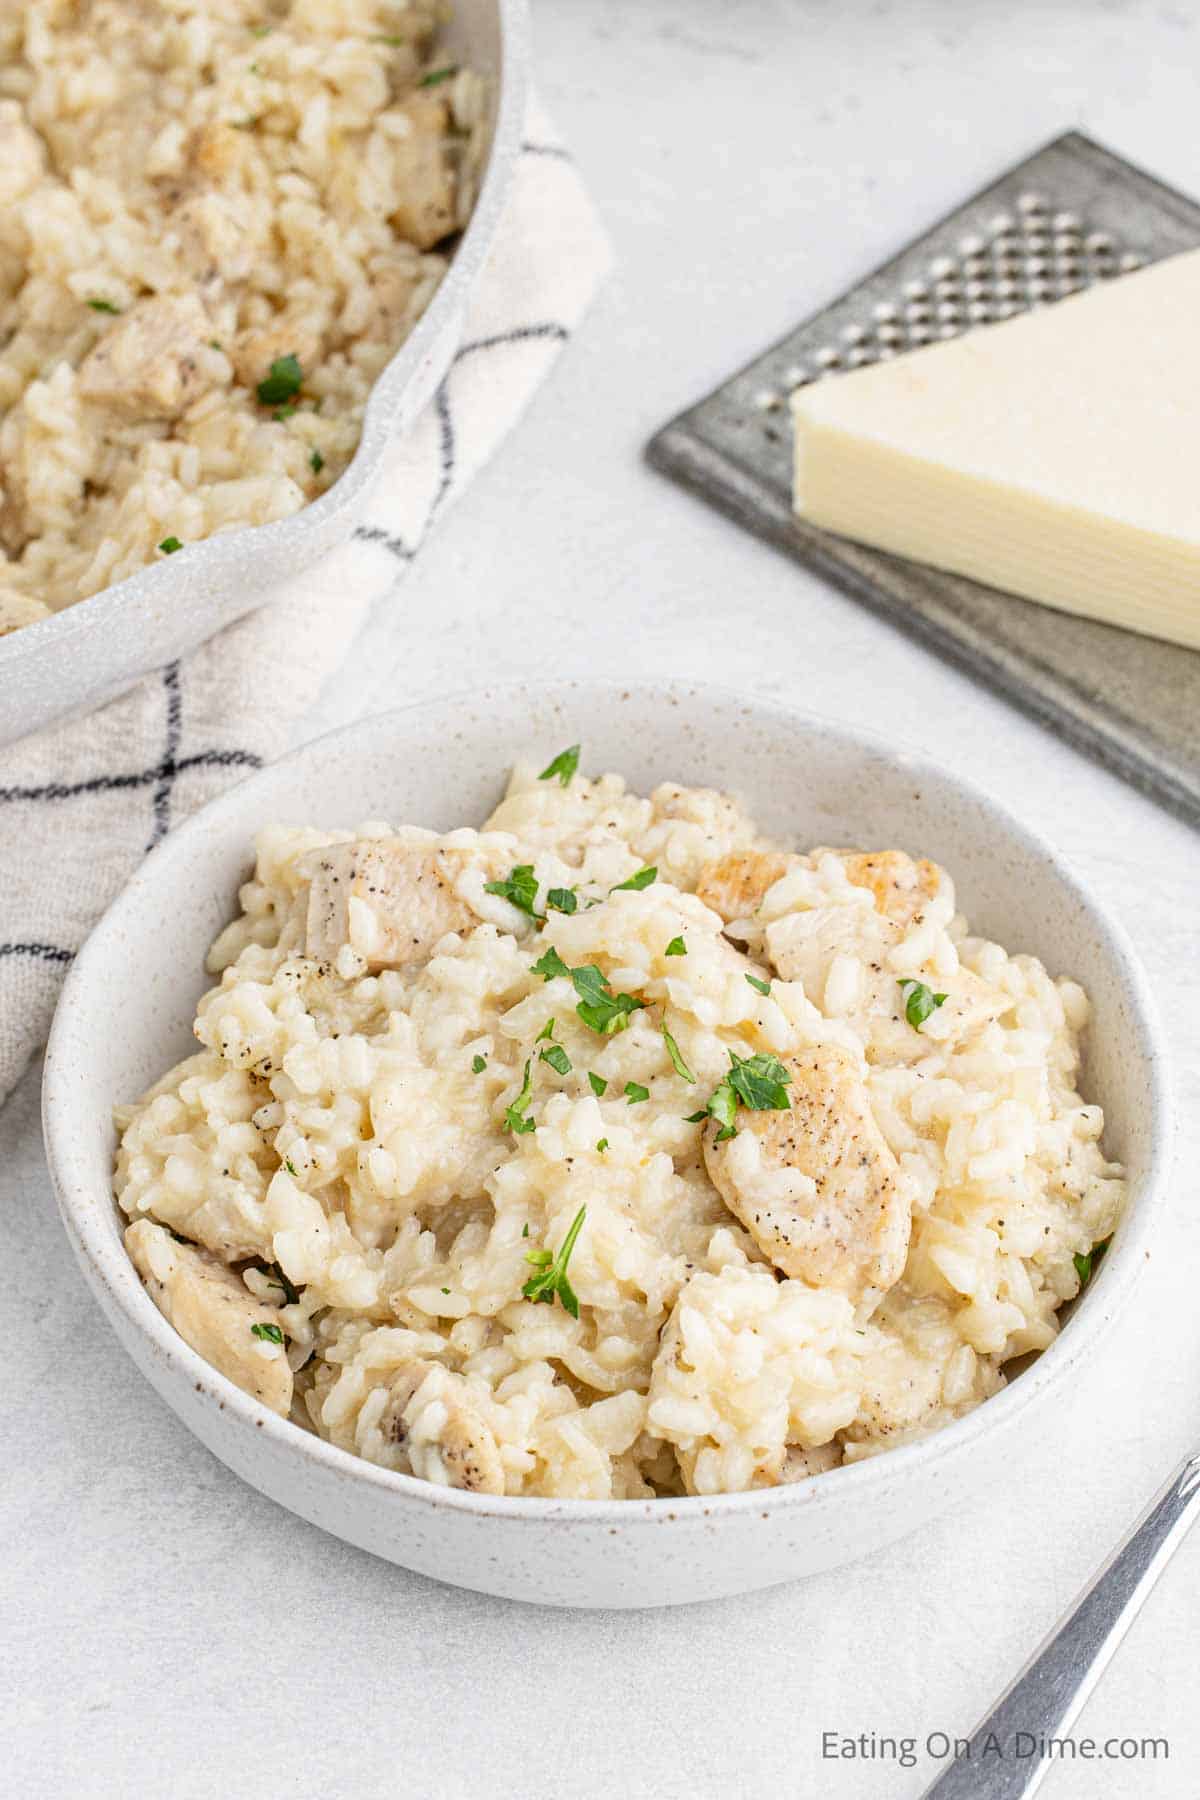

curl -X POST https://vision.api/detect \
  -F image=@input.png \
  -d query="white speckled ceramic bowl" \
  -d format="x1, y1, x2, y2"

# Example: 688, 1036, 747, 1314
1, 0, 528, 747
42, 681, 1171, 1607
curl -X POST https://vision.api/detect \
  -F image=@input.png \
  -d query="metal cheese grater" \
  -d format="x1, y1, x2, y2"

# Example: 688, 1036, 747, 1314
648, 132, 1200, 828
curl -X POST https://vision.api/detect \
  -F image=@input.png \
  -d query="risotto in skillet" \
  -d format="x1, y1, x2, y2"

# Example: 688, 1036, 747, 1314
114, 747, 1123, 1499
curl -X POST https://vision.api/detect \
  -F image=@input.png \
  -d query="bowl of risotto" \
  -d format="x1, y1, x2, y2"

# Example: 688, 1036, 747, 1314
0, 0, 527, 743
42, 681, 1169, 1606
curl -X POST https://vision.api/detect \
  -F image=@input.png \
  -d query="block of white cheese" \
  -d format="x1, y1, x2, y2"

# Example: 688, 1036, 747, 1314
791, 249, 1200, 650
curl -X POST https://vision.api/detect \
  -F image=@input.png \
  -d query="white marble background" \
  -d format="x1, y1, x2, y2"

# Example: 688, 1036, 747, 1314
4, 2, 1200, 1794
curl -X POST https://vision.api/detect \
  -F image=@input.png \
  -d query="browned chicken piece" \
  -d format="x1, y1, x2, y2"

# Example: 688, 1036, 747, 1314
810, 847, 944, 930
694, 849, 793, 925
379, 1361, 505, 1494
0, 101, 44, 203
387, 90, 459, 249
703, 1044, 912, 1301
78, 295, 229, 419
124, 1220, 293, 1415
302, 840, 475, 970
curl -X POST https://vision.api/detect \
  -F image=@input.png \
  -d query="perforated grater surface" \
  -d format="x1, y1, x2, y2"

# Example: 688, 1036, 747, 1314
648, 132, 1200, 828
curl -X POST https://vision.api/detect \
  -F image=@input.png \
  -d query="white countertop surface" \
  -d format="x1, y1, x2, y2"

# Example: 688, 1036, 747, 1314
5, 2, 1200, 1794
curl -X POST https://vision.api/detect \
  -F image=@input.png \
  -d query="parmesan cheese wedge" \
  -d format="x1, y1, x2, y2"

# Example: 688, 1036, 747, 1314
791, 249, 1200, 650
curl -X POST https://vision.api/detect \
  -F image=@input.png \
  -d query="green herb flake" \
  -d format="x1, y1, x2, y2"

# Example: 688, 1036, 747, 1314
588, 1072, 607, 1097
484, 864, 541, 918
745, 973, 771, 996
503, 1058, 536, 1135
471, 1054, 487, 1074
273, 403, 299, 422
531, 945, 571, 983
1074, 1236, 1112, 1289
265, 1260, 299, 1306
256, 353, 303, 407
309, 448, 325, 474
540, 1043, 572, 1077
900, 979, 949, 1031
538, 743, 580, 787
87, 298, 120, 314
284, 1158, 297, 1176
250, 1322, 284, 1344
571, 963, 646, 1036
535, 1019, 556, 1043
158, 536, 183, 555
521, 1203, 586, 1318
611, 866, 657, 893
664, 936, 686, 957
624, 1081, 650, 1105
521, 1222, 530, 1238
418, 64, 458, 87
596, 1138, 609, 1153
698, 1051, 793, 1141
661, 1022, 696, 1084
546, 887, 578, 915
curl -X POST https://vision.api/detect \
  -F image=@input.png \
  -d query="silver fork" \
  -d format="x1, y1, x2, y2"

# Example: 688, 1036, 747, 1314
920, 1452, 1200, 1799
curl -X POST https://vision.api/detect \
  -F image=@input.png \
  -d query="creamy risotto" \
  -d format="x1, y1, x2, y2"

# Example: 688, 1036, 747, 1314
114, 750, 1124, 1500
0, 1, 485, 635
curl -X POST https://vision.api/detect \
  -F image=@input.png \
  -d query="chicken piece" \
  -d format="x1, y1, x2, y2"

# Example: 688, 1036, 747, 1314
812, 848, 944, 930
694, 850, 793, 926
302, 839, 475, 970
230, 319, 322, 394
78, 295, 228, 419
379, 1361, 504, 1494
0, 102, 44, 204
387, 90, 459, 249
703, 1045, 912, 1301
124, 1220, 293, 1415
778, 1440, 843, 1483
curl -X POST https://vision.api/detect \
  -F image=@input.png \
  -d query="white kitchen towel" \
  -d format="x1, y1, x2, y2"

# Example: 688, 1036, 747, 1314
0, 112, 609, 1107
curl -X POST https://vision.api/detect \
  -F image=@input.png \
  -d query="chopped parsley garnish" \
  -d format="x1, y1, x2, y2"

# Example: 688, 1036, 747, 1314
1074, 1236, 1111, 1289
596, 1138, 608, 1153
696, 1051, 793, 1141
900, 979, 949, 1030
612, 866, 657, 892
485, 863, 541, 918
310, 448, 325, 474
531, 945, 571, 982
535, 1019, 556, 1042
471, 1054, 487, 1074
538, 743, 580, 787
503, 1059, 536, 1134
588, 1072, 607, 1097
273, 403, 299, 422
256, 353, 303, 406
665, 936, 686, 957
250, 1322, 284, 1344
745, 973, 771, 996
264, 1260, 299, 1306
284, 1158, 297, 1176
540, 1043, 572, 1077
624, 1081, 650, 1104
87, 298, 120, 314
418, 64, 458, 86
158, 536, 182, 555
546, 887, 578, 915
661, 1022, 695, 1083
521, 1222, 530, 1238
441, 1287, 451, 1295
522, 1204, 586, 1318
571, 963, 646, 1036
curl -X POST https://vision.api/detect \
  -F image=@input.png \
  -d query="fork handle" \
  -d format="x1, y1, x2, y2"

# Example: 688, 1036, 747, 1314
920, 1452, 1200, 1799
